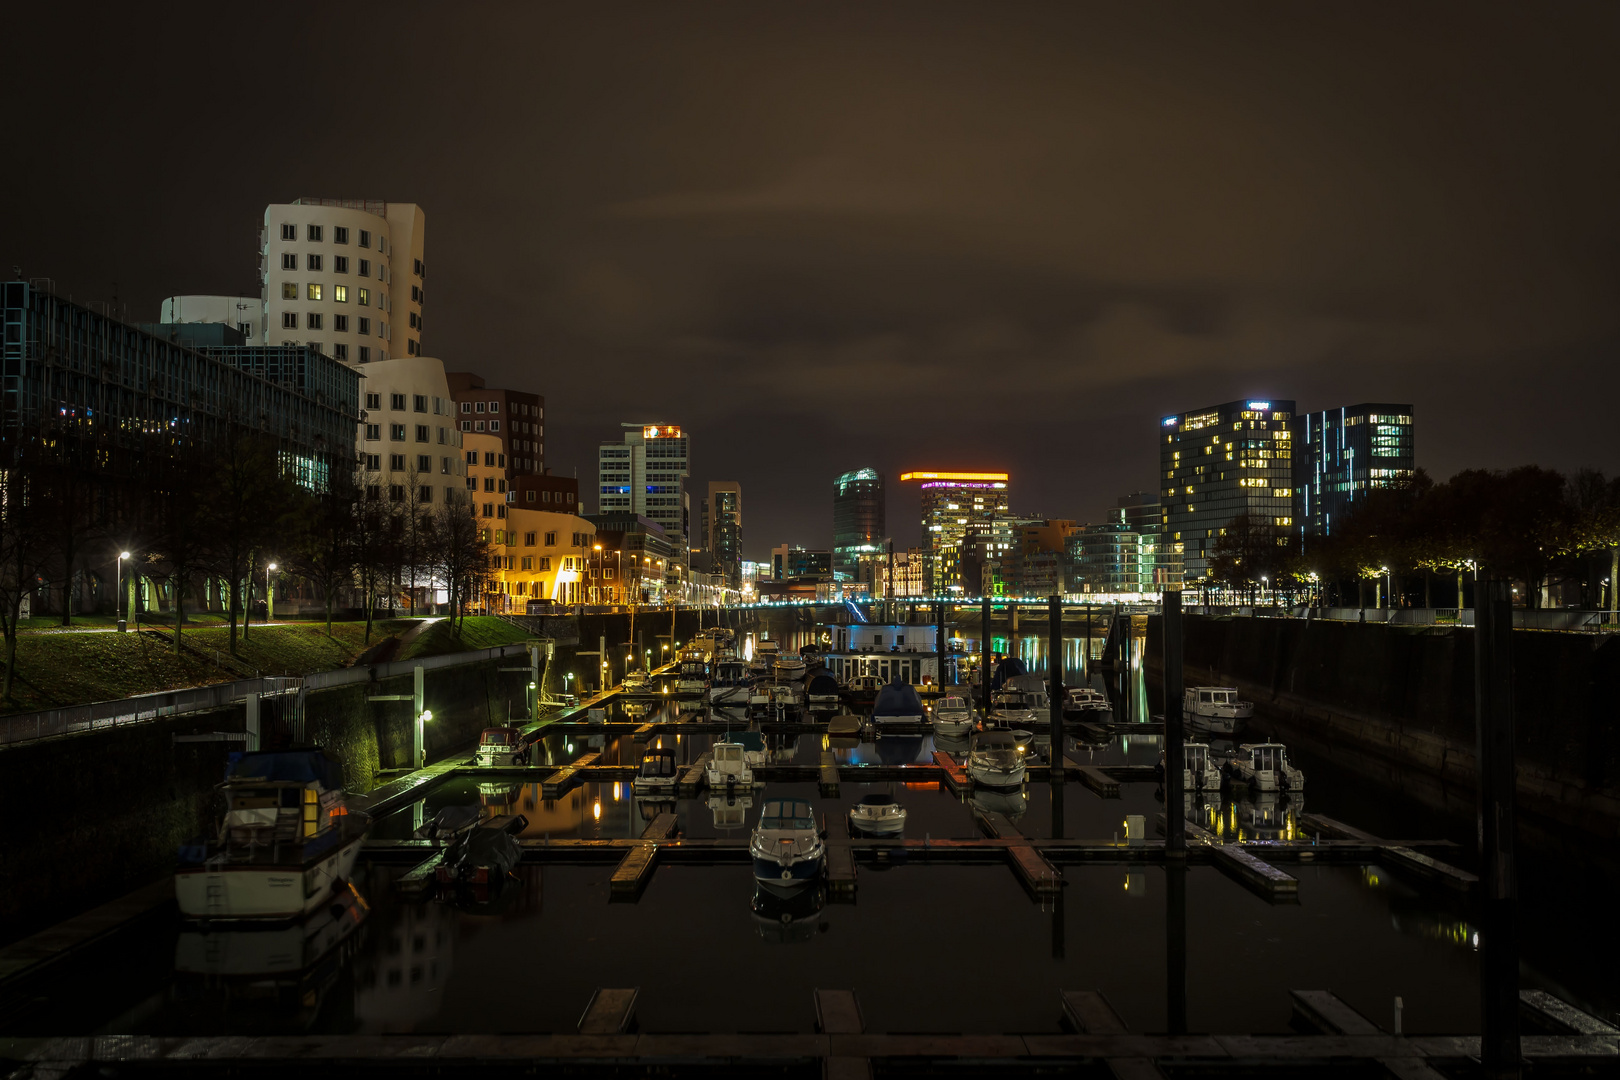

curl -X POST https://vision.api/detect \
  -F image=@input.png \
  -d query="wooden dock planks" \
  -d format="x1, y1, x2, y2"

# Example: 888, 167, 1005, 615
640, 812, 679, 841
578, 987, 639, 1034
541, 751, 601, 798
609, 843, 658, 900
393, 850, 446, 895
677, 751, 712, 797
975, 808, 1061, 898
819, 751, 841, 797
1071, 761, 1120, 798
931, 749, 970, 794
1208, 844, 1299, 903
1300, 814, 1476, 891
1290, 990, 1382, 1035
826, 846, 857, 899
1059, 991, 1164, 1079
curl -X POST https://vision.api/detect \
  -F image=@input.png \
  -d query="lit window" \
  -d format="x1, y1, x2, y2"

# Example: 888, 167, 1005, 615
307, 283, 322, 301
334, 285, 348, 303
281, 282, 297, 300
357, 288, 370, 306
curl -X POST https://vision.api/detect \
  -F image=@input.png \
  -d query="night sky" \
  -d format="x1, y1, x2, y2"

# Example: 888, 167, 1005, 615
5, 3, 1618, 557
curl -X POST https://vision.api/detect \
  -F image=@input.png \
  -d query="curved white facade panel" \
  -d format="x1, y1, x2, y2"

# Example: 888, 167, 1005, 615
355, 356, 466, 500
261, 199, 425, 367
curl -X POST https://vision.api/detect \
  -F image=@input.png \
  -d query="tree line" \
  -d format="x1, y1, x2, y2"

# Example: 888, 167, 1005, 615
0, 432, 493, 702
1208, 466, 1620, 610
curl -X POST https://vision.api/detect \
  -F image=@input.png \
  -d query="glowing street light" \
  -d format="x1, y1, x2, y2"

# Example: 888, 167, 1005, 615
115, 550, 132, 632
265, 562, 279, 625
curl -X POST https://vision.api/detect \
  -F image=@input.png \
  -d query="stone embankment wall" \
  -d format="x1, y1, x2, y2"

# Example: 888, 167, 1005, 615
1145, 614, 1620, 838
0, 651, 533, 946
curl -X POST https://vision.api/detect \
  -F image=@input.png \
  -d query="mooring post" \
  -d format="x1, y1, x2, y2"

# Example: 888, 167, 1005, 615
1475, 577, 1521, 1078
1164, 590, 1186, 856
1167, 861, 1188, 1036
980, 595, 993, 716
413, 663, 426, 768
936, 601, 948, 685
1048, 594, 1064, 780
1083, 602, 1091, 682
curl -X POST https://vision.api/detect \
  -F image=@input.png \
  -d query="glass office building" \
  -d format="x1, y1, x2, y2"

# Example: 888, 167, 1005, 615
832, 467, 885, 579
1294, 403, 1415, 536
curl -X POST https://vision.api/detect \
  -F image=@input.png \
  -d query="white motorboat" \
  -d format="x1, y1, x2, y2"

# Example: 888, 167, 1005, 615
622, 669, 653, 694
175, 749, 369, 921
676, 658, 709, 696
987, 689, 1039, 731
768, 682, 804, 714
1184, 686, 1252, 735
708, 658, 752, 706
1158, 741, 1222, 790
748, 680, 774, 711
848, 792, 907, 836
966, 729, 1027, 790
1224, 742, 1304, 793
930, 694, 977, 737
871, 678, 926, 728
706, 739, 755, 790
773, 654, 808, 683
1063, 686, 1113, 721
750, 638, 782, 678
474, 725, 534, 767
730, 730, 769, 768
750, 797, 825, 894
631, 746, 680, 796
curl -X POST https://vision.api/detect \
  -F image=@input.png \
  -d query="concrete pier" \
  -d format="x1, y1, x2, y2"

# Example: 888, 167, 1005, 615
819, 750, 841, 797
541, 751, 601, 798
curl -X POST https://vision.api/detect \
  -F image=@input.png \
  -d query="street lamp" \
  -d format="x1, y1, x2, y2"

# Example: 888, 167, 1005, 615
266, 562, 278, 625
115, 551, 131, 633
1381, 565, 1391, 609
417, 708, 433, 768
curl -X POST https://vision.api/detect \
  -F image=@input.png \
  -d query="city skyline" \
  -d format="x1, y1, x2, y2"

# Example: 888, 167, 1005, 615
3, 4, 1616, 558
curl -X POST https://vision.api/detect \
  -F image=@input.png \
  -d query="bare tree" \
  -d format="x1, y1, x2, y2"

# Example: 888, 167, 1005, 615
0, 454, 52, 700
433, 490, 492, 636
200, 427, 297, 655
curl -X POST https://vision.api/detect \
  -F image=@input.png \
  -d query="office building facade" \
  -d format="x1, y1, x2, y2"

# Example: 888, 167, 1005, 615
703, 480, 743, 585
1294, 404, 1416, 536
597, 424, 690, 551
832, 467, 885, 579
446, 372, 544, 478
356, 356, 467, 504
900, 471, 1010, 591
1160, 399, 1296, 579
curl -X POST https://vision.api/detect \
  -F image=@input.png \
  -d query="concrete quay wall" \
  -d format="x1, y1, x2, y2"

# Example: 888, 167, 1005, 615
0, 652, 531, 946
1145, 614, 1620, 838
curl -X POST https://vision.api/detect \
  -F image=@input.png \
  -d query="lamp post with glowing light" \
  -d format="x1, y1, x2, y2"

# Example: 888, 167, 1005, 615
265, 562, 278, 624
115, 551, 131, 633
416, 708, 433, 768
1381, 566, 1391, 610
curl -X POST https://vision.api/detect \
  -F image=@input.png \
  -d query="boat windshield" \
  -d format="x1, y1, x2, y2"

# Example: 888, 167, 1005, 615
759, 799, 815, 830
480, 729, 516, 746
641, 751, 677, 777
940, 697, 964, 709
1254, 746, 1280, 771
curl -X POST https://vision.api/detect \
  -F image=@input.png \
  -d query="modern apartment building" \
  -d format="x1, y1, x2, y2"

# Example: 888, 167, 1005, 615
478, 510, 596, 611
596, 424, 690, 551
899, 470, 1010, 592
832, 468, 886, 580
702, 480, 743, 585
1160, 399, 1296, 579
446, 371, 544, 478
356, 356, 466, 504
1294, 403, 1416, 536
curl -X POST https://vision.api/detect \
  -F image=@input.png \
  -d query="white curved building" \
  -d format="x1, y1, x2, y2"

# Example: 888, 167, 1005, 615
261, 198, 425, 365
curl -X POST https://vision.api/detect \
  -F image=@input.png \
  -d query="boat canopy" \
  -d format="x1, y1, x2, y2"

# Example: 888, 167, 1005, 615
480, 727, 520, 745
1005, 673, 1047, 695
806, 674, 840, 698
225, 749, 342, 789
858, 793, 896, 806
873, 679, 924, 717
990, 656, 1029, 691
640, 748, 678, 777
973, 730, 1019, 748
759, 799, 815, 830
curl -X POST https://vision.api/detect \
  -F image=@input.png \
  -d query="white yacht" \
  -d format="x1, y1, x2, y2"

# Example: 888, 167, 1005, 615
175, 749, 369, 921
1184, 686, 1253, 735
773, 654, 808, 683
987, 689, 1039, 732
1225, 742, 1304, 793
1159, 741, 1222, 790
767, 682, 804, 714
706, 739, 755, 790
930, 694, 976, 737
621, 669, 652, 694
631, 746, 680, 796
966, 729, 1027, 790
1063, 686, 1112, 720
708, 658, 752, 706
750, 797, 825, 894
848, 792, 907, 836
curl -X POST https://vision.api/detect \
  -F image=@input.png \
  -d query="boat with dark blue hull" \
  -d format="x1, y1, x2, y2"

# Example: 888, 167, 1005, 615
749, 797, 825, 895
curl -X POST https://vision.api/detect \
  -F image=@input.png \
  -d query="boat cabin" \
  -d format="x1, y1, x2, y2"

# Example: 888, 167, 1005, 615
638, 747, 679, 780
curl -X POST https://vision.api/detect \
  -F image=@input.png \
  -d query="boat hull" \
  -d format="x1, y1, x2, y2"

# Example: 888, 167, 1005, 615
848, 811, 906, 836
932, 717, 975, 736
706, 766, 754, 789
176, 833, 364, 922
968, 762, 1027, 790
873, 713, 925, 727
1187, 712, 1240, 735
709, 685, 750, 705
752, 854, 824, 892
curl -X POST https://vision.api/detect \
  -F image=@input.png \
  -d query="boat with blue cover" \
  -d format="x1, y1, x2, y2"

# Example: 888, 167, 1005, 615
871, 677, 925, 729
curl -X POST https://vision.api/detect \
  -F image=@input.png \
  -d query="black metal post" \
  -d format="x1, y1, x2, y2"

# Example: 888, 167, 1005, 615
1164, 590, 1186, 856
1475, 578, 1521, 1078
981, 595, 992, 716
1083, 602, 1091, 683
937, 601, 949, 686
1167, 862, 1188, 1036
1048, 594, 1064, 777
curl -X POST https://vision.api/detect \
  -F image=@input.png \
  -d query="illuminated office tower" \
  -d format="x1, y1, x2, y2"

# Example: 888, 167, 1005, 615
1294, 403, 1415, 537
832, 468, 885, 579
900, 471, 1010, 592
597, 423, 690, 550
1159, 399, 1296, 579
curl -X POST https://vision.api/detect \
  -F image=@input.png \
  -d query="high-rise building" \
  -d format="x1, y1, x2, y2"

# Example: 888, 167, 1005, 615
703, 481, 743, 585
832, 468, 885, 580
1160, 399, 1296, 579
596, 423, 690, 551
771, 545, 832, 580
1294, 404, 1416, 536
163, 198, 425, 367
900, 471, 1010, 591
445, 372, 544, 478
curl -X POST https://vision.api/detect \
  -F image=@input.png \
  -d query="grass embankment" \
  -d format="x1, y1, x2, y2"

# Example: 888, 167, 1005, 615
1, 615, 537, 714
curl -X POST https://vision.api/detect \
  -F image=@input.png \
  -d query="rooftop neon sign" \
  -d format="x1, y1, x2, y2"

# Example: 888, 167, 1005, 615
900, 471, 1009, 483
1246, 401, 1271, 411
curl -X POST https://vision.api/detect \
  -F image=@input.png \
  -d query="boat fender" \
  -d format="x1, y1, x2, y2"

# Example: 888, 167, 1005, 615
780, 869, 793, 880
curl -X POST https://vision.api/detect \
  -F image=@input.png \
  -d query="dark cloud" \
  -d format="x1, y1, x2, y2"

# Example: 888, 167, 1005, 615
4, 2, 1618, 556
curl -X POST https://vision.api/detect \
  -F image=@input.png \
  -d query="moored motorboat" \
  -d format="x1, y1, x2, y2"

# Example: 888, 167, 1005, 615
1063, 686, 1113, 721
966, 729, 1027, 790
708, 658, 752, 706
842, 674, 884, 710
871, 678, 925, 729
706, 739, 755, 790
750, 797, 826, 894
175, 749, 369, 922
1224, 742, 1304, 793
930, 694, 976, 736
1184, 686, 1252, 735
1157, 741, 1222, 790
631, 746, 680, 796
676, 658, 709, 696
848, 792, 907, 836
474, 725, 535, 767
773, 654, 809, 683
621, 669, 653, 694
987, 689, 1039, 732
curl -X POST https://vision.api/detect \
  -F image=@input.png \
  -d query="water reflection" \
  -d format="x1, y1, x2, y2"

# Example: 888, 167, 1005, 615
970, 786, 1029, 823
751, 882, 829, 944
354, 895, 457, 1030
